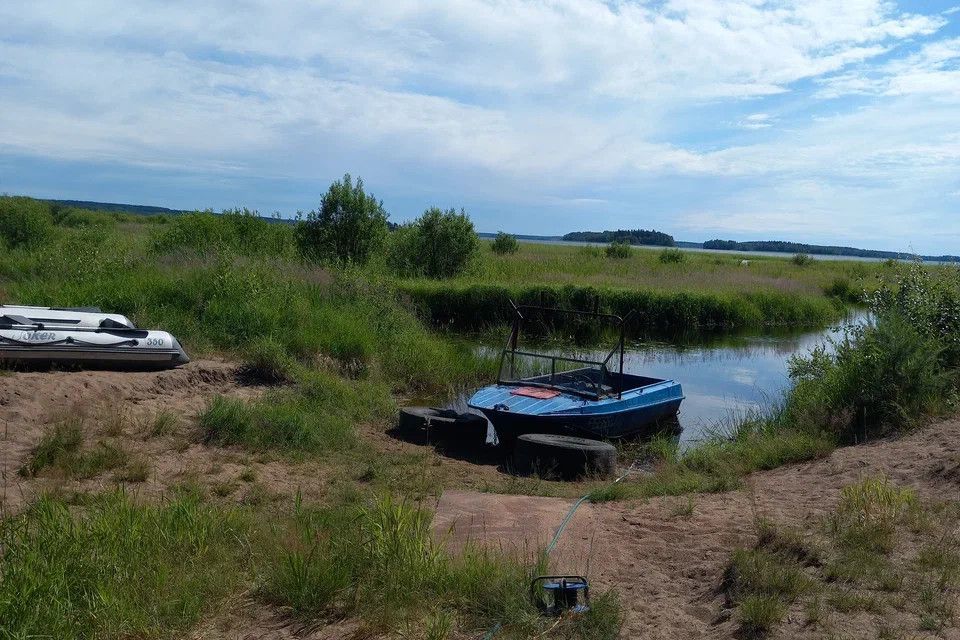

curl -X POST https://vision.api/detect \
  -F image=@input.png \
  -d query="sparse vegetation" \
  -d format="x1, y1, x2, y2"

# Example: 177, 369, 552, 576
19, 419, 128, 480
725, 477, 960, 637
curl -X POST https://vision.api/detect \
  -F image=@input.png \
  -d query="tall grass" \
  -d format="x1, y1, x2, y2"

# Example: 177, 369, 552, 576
264, 495, 621, 637
199, 370, 393, 453
0, 491, 253, 639
398, 281, 839, 335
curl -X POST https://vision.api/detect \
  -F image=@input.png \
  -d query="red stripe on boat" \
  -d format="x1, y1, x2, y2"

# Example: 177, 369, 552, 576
510, 387, 561, 399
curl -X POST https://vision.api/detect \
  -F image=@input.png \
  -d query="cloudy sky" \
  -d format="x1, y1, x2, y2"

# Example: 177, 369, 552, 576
1, 1, 959, 253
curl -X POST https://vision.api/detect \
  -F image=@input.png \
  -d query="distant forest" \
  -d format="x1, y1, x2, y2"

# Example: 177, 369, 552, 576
562, 228, 675, 246
703, 239, 960, 262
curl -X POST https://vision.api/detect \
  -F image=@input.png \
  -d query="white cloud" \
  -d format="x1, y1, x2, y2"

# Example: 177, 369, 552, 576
0, 1, 957, 251
739, 113, 774, 129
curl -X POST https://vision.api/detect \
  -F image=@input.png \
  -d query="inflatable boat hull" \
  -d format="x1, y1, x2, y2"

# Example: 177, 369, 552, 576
0, 305, 189, 369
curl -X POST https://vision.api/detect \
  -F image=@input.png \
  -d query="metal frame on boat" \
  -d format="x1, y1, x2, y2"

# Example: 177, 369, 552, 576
498, 302, 634, 401
469, 302, 684, 444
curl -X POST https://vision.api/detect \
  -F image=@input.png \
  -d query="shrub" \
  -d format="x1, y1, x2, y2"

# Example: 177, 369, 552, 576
871, 259, 960, 365
490, 231, 519, 255
792, 253, 813, 266
0, 196, 54, 248
824, 277, 858, 302
605, 241, 632, 259
659, 248, 685, 264
786, 313, 952, 441
295, 174, 388, 265
386, 207, 479, 278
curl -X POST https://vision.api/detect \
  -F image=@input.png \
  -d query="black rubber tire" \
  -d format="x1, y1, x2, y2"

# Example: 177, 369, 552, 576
513, 434, 617, 480
397, 407, 488, 446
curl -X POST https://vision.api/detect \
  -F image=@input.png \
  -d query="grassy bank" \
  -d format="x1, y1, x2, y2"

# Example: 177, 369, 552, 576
398, 280, 840, 334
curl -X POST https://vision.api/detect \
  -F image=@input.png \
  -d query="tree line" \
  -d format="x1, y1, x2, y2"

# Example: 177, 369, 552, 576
561, 228, 675, 246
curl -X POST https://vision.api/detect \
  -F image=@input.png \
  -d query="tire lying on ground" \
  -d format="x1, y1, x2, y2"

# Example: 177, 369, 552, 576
513, 434, 617, 480
397, 407, 488, 447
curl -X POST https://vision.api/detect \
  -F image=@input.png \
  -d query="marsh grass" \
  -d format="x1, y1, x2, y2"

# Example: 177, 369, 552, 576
0, 491, 253, 639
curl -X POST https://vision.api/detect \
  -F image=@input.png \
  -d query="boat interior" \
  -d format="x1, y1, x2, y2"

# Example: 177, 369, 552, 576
518, 366, 665, 399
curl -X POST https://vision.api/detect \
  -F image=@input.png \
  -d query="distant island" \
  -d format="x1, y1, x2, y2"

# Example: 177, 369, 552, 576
702, 239, 960, 263
561, 228, 675, 246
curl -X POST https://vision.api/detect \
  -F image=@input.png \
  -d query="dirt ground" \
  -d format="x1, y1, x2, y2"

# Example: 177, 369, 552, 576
2, 362, 960, 638
434, 419, 960, 639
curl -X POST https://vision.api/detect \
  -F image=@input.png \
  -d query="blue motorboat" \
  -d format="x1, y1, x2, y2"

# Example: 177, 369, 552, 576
468, 303, 684, 445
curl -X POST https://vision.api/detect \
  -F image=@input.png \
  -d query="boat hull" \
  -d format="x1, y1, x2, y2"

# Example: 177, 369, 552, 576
0, 323, 189, 369
477, 398, 683, 443
468, 380, 684, 444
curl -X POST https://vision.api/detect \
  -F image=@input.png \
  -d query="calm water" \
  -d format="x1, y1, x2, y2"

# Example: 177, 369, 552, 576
493, 237, 954, 265
457, 312, 867, 444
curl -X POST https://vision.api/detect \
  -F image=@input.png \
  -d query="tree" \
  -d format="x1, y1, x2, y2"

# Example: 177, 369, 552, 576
295, 174, 388, 264
491, 231, 519, 255
387, 207, 479, 278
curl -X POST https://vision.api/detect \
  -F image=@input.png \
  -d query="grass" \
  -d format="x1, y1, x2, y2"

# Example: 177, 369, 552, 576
198, 372, 391, 454
589, 424, 835, 502
0, 491, 253, 639
263, 495, 622, 638
19, 419, 128, 480
724, 477, 960, 637
459, 239, 880, 299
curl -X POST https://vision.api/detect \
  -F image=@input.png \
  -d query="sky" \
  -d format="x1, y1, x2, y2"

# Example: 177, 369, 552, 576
1, 1, 959, 254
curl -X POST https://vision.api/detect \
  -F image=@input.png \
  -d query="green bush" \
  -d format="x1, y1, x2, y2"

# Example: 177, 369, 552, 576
491, 231, 519, 255
0, 196, 54, 248
786, 313, 952, 441
659, 248, 685, 264
48, 203, 116, 229
386, 207, 479, 278
605, 241, 631, 259
295, 174, 388, 265
792, 253, 813, 266
824, 277, 858, 303
871, 259, 960, 365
